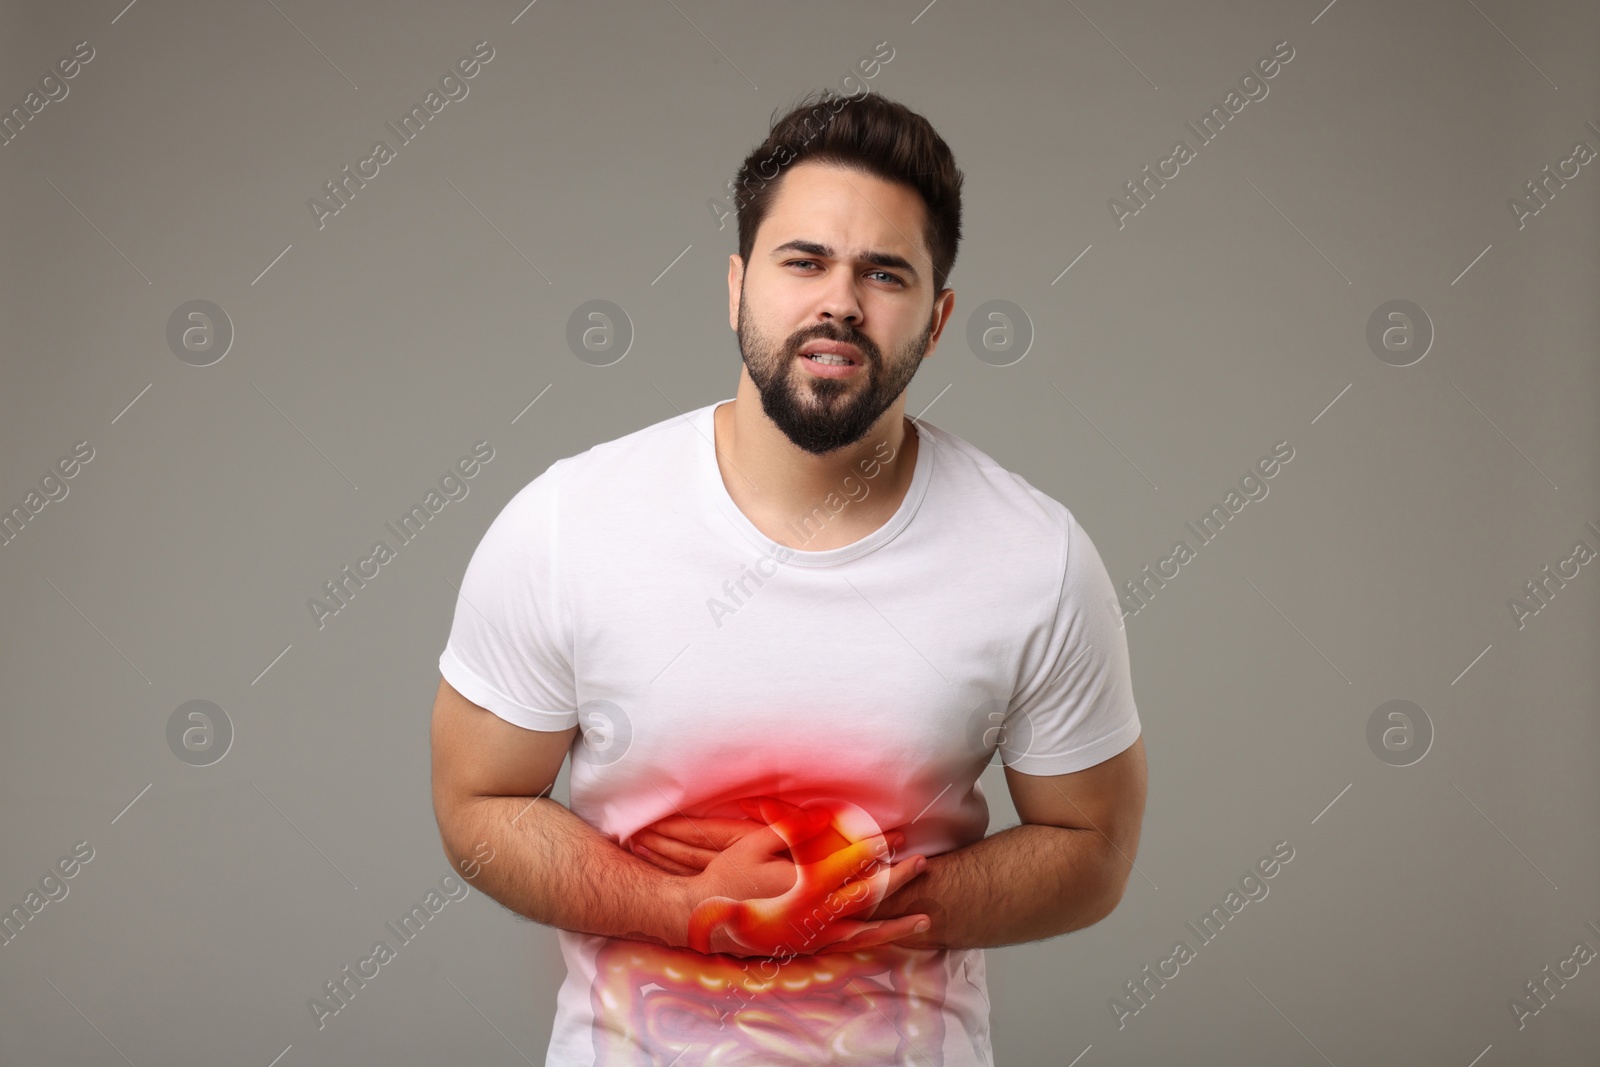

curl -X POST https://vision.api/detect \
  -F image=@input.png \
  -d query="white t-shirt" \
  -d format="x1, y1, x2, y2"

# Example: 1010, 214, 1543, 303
439, 398, 1141, 1067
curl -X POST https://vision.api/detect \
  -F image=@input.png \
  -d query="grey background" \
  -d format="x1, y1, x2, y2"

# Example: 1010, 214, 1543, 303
2, 0, 1596, 1063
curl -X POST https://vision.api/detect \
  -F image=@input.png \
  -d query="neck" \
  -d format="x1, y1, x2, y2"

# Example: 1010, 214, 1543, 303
713, 368, 918, 543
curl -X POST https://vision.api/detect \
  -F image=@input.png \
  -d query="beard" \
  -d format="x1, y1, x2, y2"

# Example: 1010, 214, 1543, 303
736, 296, 933, 456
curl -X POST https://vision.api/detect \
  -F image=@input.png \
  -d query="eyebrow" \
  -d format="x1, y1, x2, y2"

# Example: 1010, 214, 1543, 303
768, 239, 921, 284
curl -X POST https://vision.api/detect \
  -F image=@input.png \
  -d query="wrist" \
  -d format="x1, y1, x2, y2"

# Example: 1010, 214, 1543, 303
870, 853, 933, 920
662, 869, 698, 948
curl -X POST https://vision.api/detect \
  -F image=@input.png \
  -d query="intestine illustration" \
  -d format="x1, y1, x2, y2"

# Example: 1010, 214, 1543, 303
589, 796, 949, 1065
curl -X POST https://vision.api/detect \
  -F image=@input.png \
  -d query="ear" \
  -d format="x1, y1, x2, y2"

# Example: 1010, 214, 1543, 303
727, 254, 745, 332
922, 289, 956, 360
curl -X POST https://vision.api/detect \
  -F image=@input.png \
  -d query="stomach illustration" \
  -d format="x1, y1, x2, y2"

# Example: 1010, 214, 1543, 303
588, 796, 949, 1065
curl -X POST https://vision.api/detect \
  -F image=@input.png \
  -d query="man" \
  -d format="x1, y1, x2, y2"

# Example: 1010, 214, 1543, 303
431, 88, 1146, 1066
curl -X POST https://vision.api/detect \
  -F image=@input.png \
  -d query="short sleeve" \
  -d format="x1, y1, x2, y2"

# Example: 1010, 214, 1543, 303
1000, 509, 1141, 776
438, 459, 579, 731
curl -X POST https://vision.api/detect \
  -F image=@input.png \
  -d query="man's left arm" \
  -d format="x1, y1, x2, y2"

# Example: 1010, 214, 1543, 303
864, 735, 1147, 951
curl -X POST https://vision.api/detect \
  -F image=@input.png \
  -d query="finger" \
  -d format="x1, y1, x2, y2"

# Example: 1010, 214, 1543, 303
640, 816, 731, 850
645, 815, 762, 849
808, 830, 899, 889
702, 816, 766, 843
784, 817, 857, 865
813, 913, 930, 955
736, 804, 831, 859
823, 853, 925, 916
632, 829, 716, 870
631, 845, 698, 876
820, 863, 892, 917
727, 820, 795, 862
738, 796, 803, 824
879, 852, 927, 899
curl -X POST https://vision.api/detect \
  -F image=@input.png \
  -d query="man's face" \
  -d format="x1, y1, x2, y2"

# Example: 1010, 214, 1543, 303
729, 161, 951, 456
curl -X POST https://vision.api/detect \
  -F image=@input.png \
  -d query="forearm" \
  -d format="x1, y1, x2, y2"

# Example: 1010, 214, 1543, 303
875, 823, 1126, 951
439, 795, 693, 947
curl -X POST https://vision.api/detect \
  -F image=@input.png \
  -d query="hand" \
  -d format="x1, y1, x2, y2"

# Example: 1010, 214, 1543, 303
632, 798, 916, 902
659, 797, 931, 957
629, 814, 765, 875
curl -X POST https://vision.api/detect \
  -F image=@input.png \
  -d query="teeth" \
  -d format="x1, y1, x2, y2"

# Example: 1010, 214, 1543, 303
807, 353, 851, 366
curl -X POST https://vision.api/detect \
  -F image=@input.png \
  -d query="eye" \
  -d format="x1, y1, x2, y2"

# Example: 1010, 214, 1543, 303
785, 260, 904, 287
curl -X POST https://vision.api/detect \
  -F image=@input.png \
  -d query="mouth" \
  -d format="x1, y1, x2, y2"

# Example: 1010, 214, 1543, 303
797, 340, 862, 367
796, 341, 865, 377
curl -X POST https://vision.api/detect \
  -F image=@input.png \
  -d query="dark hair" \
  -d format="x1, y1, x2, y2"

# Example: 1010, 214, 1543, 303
730, 88, 963, 295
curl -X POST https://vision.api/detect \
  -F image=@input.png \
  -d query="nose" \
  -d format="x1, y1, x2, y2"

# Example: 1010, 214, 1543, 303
814, 271, 864, 328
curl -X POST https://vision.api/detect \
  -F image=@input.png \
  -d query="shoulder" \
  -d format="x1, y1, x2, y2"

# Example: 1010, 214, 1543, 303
495, 405, 706, 521
919, 420, 1121, 613
920, 420, 1083, 553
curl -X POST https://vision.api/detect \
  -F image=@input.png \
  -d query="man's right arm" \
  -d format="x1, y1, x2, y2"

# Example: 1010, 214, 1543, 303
429, 675, 692, 947
431, 674, 933, 955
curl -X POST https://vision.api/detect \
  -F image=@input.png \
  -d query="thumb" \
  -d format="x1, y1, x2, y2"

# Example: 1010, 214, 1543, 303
739, 795, 807, 825
727, 819, 794, 860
